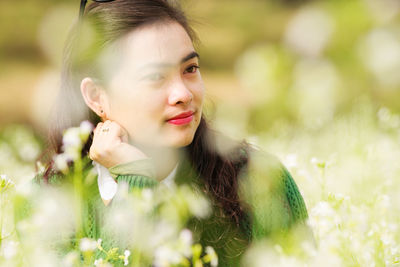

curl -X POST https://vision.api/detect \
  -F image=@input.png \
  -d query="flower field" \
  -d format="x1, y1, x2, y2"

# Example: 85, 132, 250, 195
1, 104, 399, 266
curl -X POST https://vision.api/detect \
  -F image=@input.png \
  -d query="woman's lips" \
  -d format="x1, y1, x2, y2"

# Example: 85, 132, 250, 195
167, 113, 194, 125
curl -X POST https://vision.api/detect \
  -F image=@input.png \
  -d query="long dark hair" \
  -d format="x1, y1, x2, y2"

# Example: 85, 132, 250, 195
39, 0, 254, 237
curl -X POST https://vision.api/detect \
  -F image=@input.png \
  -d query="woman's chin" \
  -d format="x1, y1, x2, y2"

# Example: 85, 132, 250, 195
166, 132, 196, 148
167, 137, 193, 148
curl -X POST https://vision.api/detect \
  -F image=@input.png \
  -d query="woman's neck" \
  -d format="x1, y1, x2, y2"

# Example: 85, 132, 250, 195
133, 143, 181, 182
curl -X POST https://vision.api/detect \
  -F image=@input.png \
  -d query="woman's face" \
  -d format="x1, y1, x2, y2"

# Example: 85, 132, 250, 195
102, 21, 204, 148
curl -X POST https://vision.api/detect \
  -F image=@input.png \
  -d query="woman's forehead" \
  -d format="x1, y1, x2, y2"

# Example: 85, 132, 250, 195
120, 21, 196, 68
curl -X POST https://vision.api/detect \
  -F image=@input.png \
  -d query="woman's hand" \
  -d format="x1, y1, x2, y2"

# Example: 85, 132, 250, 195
89, 120, 149, 169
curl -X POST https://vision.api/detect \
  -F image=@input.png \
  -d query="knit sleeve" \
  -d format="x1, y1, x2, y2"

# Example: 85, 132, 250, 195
115, 174, 158, 189
104, 158, 159, 190
239, 149, 309, 239
281, 166, 308, 224
108, 158, 156, 180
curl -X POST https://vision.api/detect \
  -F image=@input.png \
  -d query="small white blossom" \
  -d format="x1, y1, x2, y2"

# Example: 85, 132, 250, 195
285, 153, 298, 168
310, 157, 326, 168
377, 194, 390, 210
178, 229, 193, 258
62, 251, 79, 267
205, 246, 218, 267
62, 127, 82, 149
36, 160, 45, 174
142, 189, 153, 201
154, 245, 183, 266
285, 6, 334, 57
185, 189, 210, 219
1, 240, 18, 259
180, 229, 192, 245
94, 258, 103, 266
96, 238, 103, 249
53, 154, 69, 173
94, 258, 112, 267
310, 201, 335, 217
80, 120, 94, 136
124, 250, 131, 266
64, 147, 81, 161
0, 174, 14, 192
79, 238, 97, 252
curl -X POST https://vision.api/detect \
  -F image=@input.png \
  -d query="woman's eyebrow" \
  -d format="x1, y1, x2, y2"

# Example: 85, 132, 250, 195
180, 51, 200, 63
136, 51, 200, 72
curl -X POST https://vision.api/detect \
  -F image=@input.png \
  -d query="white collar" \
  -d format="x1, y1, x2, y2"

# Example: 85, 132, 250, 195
160, 162, 179, 188
93, 161, 179, 202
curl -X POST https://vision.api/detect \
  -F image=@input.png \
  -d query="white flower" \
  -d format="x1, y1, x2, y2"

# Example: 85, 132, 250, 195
36, 160, 46, 174
124, 250, 131, 266
96, 238, 102, 249
185, 189, 210, 218
284, 6, 334, 57
2, 240, 18, 259
62, 251, 79, 267
179, 229, 193, 258
94, 258, 103, 266
205, 246, 218, 267
19, 142, 40, 161
381, 232, 393, 246
142, 189, 153, 201
311, 157, 325, 168
53, 154, 69, 173
94, 258, 112, 267
377, 194, 390, 210
62, 127, 82, 149
80, 120, 94, 136
15, 181, 34, 197
311, 201, 335, 217
65, 144, 83, 161
285, 153, 298, 169
359, 28, 400, 86
0, 174, 14, 192
79, 238, 97, 252
57, 122, 94, 163
154, 245, 182, 266
179, 229, 192, 246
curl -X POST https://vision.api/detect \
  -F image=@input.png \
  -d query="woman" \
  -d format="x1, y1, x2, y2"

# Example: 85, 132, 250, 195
36, 0, 309, 265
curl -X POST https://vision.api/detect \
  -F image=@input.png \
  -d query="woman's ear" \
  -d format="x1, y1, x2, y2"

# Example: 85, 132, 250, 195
80, 77, 109, 118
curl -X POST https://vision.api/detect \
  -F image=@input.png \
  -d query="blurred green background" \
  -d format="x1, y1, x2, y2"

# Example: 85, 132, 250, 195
2, 0, 400, 134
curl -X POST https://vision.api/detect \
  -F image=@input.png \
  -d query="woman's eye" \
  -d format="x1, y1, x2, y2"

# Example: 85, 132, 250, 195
184, 65, 200, 74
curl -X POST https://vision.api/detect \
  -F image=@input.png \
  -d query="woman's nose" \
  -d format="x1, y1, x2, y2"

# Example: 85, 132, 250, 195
167, 78, 193, 105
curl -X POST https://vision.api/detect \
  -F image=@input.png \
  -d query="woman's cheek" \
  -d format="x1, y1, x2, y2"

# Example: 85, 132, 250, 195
193, 80, 205, 100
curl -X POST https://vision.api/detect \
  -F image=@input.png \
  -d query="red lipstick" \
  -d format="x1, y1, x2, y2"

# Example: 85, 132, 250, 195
167, 111, 194, 125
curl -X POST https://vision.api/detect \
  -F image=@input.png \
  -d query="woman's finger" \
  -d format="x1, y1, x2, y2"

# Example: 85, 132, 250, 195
99, 120, 111, 135
109, 121, 128, 142
95, 121, 113, 146
90, 122, 104, 159
99, 120, 119, 142
92, 122, 103, 142
94, 121, 120, 152
94, 122, 103, 134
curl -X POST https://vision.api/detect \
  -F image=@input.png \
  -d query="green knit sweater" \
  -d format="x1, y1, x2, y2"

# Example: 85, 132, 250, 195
32, 148, 309, 266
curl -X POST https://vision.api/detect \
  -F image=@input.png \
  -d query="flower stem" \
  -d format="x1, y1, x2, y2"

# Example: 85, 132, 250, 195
73, 157, 84, 241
